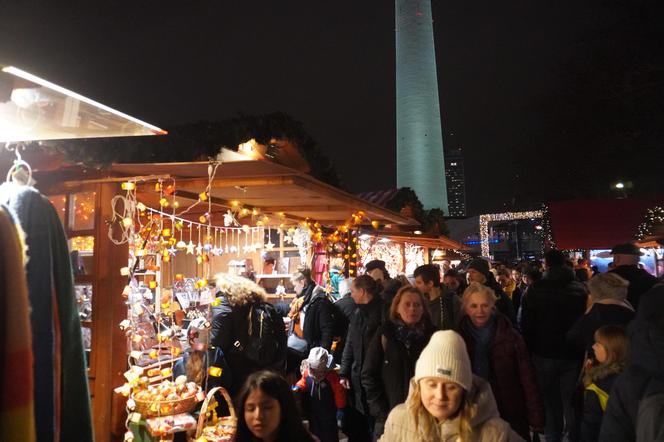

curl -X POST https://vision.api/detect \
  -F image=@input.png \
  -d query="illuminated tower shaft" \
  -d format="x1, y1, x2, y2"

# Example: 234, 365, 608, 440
396, 0, 448, 211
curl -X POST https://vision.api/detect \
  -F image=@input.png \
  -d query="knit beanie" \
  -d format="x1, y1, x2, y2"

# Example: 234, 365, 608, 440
414, 330, 472, 391
467, 258, 490, 277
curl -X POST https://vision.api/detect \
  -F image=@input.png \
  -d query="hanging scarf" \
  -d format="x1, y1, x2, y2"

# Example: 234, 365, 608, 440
394, 320, 427, 350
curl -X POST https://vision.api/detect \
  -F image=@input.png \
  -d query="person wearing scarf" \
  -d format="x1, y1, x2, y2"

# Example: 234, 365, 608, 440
362, 286, 435, 440
458, 283, 544, 441
567, 272, 635, 357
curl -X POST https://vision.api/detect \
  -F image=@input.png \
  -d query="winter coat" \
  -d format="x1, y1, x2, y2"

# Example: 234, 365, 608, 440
428, 289, 462, 330
484, 274, 518, 326
521, 266, 588, 359
581, 362, 622, 442
296, 368, 347, 411
334, 293, 357, 324
361, 320, 435, 422
210, 292, 286, 394
609, 265, 657, 310
567, 302, 634, 354
458, 314, 544, 439
290, 282, 336, 351
340, 296, 383, 414
380, 278, 403, 316
598, 284, 664, 442
379, 376, 525, 442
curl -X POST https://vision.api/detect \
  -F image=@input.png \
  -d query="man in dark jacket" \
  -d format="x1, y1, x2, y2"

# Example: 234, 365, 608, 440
365, 259, 402, 312
466, 258, 517, 325
608, 243, 657, 310
599, 283, 664, 441
521, 250, 588, 442
414, 264, 461, 330
339, 275, 383, 442
290, 267, 336, 351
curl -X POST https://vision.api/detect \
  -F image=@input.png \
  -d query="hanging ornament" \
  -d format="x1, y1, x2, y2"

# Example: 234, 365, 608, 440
186, 223, 195, 254
224, 210, 238, 227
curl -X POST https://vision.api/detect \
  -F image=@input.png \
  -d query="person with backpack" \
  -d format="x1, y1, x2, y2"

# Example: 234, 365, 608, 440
599, 283, 664, 441
581, 325, 628, 442
210, 273, 287, 395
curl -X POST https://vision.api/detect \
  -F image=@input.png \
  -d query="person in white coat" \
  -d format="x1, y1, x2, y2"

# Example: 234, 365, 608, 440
380, 330, 524, 442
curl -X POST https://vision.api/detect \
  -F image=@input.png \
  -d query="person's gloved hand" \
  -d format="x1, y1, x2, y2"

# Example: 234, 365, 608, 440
336, 409, 345, 428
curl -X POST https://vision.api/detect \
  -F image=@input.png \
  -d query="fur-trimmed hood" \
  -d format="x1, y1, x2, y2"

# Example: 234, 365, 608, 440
214, 273, 266, 307
583, 362, 624, 387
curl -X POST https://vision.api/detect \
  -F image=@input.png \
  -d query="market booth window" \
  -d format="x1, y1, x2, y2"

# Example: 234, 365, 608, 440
69, 191, 96, 231
69, 235, 95, 275
48, 194, 67, 226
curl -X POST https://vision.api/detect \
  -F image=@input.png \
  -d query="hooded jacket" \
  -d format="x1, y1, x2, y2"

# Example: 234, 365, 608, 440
379, 376, 524, 442
521, 265, 588, 359
581, 362, 623, 442
458, 314, 544, 439
598, 284, 664, 442
210, 288, 285, 394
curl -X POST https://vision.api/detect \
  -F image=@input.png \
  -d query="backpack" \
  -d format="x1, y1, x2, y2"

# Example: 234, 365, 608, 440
234, 301, 286, 368
636, 375, 664, 442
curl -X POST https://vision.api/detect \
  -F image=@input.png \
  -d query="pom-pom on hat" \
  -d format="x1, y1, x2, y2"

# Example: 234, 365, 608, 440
415, 330, 472, 391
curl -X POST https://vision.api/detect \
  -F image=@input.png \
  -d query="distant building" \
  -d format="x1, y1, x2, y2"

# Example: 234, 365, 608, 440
445, 148, 466, 217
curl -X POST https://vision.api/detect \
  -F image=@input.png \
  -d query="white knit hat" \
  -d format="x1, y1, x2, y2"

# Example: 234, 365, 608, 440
414, 330, 472, 391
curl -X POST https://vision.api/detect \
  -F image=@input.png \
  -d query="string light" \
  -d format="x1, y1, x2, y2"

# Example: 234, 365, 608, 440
479, 210, 544, 258
636, 206, 664, 240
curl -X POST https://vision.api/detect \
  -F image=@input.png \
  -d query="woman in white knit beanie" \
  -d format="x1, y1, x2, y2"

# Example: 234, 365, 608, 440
379, 330, 524, 442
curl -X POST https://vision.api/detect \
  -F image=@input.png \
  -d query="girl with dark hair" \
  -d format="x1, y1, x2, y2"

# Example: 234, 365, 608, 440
361, 286, 435, 439
235, 370, 317, 442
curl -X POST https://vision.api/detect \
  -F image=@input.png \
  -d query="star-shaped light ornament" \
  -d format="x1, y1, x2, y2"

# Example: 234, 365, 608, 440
264, 241, 275, 251
167, 247, 177, 256
211, 247, 223, 256
186, 241, 196, 255
195, 243, 203, 255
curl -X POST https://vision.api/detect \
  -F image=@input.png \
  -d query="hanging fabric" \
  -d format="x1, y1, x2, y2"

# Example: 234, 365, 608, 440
0, 183, 93, 442
0, 205, 35, 442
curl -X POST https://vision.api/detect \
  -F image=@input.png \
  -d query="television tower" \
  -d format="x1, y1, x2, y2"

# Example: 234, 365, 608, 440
395, 0, 448, 211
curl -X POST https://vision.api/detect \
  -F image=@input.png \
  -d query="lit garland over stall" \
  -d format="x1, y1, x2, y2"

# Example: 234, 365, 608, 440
479, 210, 544, 258
636, 206, 664, 240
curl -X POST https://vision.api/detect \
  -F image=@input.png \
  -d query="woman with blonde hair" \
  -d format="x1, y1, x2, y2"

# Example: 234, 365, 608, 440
362, 286, 435, 438
380, 330, 523, 441
457, 283, 543, 441
567, 272, 634, 355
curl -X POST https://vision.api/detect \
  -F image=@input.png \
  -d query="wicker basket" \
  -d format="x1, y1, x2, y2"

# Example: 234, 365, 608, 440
132, 388, 201, 418
194, 387, 237, 441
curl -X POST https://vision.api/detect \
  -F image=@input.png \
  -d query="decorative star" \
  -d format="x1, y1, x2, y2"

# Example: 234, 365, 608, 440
230, 245, 238, 253
264, 241, 275, 251
195, 243, 203, 255
203, 243, 213, 252
211, 247, 223, 256
167, 247, 177, 256
186, 240, 195, 255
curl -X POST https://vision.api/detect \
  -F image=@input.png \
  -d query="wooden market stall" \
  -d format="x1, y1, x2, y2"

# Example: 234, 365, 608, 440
33, 158, 419, 441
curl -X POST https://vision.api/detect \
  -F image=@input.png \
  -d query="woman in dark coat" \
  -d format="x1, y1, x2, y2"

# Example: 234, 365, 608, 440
457, 282, 544, 441
567, 272, 634, 356
361, 286, 435, 439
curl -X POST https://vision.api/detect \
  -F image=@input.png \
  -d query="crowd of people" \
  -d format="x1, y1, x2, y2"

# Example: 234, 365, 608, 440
180, 242, 663, 442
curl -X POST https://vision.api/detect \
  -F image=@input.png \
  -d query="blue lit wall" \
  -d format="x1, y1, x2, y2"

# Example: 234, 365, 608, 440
395, 0, 448, 211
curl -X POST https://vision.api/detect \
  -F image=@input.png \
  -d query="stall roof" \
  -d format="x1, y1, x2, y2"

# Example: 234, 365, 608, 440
105, 160, 418, 227
549, 197, 663, 250
360, 230, 467, 250
0, 66, 166, 142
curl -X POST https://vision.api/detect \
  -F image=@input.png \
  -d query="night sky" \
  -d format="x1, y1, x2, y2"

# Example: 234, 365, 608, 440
2, 1, 662, 215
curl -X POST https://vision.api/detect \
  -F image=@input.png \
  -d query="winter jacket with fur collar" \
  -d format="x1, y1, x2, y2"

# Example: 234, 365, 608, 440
379, 376, 524, 442
582, 362, 623, 442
